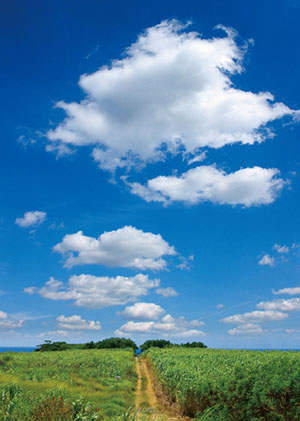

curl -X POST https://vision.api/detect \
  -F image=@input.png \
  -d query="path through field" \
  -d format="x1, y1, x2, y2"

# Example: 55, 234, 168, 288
135, 357, 188, 420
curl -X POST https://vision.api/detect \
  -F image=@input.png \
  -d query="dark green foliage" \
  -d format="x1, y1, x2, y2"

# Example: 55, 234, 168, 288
95, 337, 137, 351
181, 341, 207, 348
140, 339, 173, 351
35, 338, 137, 352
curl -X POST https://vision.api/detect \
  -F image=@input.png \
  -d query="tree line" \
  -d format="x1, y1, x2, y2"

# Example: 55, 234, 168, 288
35, 338, 207, 352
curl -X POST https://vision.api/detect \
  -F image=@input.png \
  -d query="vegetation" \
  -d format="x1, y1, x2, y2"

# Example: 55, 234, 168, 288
180, 341, 207, 348
140, 340, 172, 351
147, 347, 300, 420
36, 338, 137, 352
0, 349, 136, 419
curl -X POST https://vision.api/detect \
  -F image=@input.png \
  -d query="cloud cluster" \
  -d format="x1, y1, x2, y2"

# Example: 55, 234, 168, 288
15, 211, 46, 228
116, 312, 205, 338
273, 244, 289, 254
127, 166, 285, 206
54, 226, 176, 269
221, 310, 288, 324
0, 311, 24, 330
257, 298, 300, 312
25, 274, 159, 309
46, 20, 296, 173
120, 302, 165, 320
228, 323, 263, 336
56, 314, 101, 330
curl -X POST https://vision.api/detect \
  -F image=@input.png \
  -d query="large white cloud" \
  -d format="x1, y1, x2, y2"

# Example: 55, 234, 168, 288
120, 302, 165, 320
26, 274, 159, 309
15, 211, 46, 228
221, 310, 288, 324
53, 226, 176, 269
46, 20, 297, 171
273, 286, 300, 295
257, 298, 300, 312
115, 313, 205, 337
56, 314, 101, 330
126, 165, 285, 206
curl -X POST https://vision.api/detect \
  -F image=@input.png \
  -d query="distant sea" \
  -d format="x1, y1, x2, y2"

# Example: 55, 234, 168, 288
0, 347, 35, 353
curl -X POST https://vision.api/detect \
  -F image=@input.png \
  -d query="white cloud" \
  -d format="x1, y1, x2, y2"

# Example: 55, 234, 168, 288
27, 274, 159, 309
273, 286, 300, 295
221, 310, 288, 324
187, 152, 207, 165
0, 311, 24, 330
258, 254, 275, 266
23, 287, 37, 295
15, 211, 46, 228
39, 330, 80, 338
120, 302, 165, 320
56, 314, 101, 330
228, 323, 263, 335
257, 298, 300, 312
156, 287, 178, 297
273, 244, 289, 254
54, 226, 176, 269
46, 20, 297, 171
126, 166, 285, 206
216, 304, 224, 309
286, 329, 300, 334
115, 313, 205, 337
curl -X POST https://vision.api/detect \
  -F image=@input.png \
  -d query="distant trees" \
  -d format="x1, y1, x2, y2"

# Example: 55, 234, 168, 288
140, 339, 207, 351
90, 337, 137, 350
181, 341, 207, 348
140, 339, 172, 351
35, 338, 207, 352
35, 338, 137, 352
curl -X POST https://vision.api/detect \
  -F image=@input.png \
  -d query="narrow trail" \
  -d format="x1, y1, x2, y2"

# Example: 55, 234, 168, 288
135, 357, 187, 420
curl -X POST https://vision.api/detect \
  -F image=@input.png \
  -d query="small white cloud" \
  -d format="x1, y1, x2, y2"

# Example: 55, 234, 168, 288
228, 323, 263, 335
187, 152, 207, 165
257, 298, 300, 312
273, 286, 300, 295
258, 254, 275, 266
39, 330, 79, 338
127, 166, 285, 207
120, 302, 165, 320
115, 313, 205, 337
221, 310, 288, 324
46, 20, 297, 171
23, 287, 37, 295
216, 304, 224, 309
54, 226, 176, 269
15, 211, 47, 228
273, 244, 289, 254
286, 329, 300, 334
156, 287, 178, 297
30, 274, 159, 309
56, 314, 101, 330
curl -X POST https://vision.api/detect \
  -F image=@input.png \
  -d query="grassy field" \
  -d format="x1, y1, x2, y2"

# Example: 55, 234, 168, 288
0, 348, 136, 420
147, 347, 300, 420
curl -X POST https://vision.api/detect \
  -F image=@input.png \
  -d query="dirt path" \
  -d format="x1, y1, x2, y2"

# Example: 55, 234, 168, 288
135, 357, 187, 420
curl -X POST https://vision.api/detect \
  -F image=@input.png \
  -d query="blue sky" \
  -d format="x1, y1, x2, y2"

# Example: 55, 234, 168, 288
1, 0, 300, 347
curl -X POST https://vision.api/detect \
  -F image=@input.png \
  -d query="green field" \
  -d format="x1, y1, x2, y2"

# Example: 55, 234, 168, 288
147, 347, 300, 420
0, 349, 136, 420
